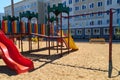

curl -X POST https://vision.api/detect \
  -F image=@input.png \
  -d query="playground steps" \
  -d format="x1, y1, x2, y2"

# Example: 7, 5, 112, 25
89, 38, 105, 44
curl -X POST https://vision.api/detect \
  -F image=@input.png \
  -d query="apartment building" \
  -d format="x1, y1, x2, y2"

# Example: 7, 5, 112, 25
0, 13, 4, 21
48, 0, 120, 39
27, 0, 120, 39
4, 0, 47, 24
4, 0, 120, 39
104, 0, 120, 37
67, 0, 105, 37
0, 13, 4, 29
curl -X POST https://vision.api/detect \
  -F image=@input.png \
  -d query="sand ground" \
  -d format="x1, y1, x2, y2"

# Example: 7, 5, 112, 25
0, 40, 120, 80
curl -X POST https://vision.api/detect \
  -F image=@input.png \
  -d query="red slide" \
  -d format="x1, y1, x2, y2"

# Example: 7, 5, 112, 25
0, 30, 34, 74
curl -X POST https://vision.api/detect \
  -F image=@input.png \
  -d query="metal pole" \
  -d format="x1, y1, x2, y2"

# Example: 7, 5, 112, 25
52, 22, 54, 47
48, 12, 50, 56
56, 17, 59, 53
37, 21, 39, 50
11, 0, 16, 44
11, 0, 14, 17
60, 13, 63, 56
28, 20, 32, 52
19, 37, 20, 48
108, 8, 113, 78
68, 13, 70, 54
20, 21, 23, 52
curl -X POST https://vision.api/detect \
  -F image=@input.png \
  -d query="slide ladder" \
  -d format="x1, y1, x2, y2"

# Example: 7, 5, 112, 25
58, 30, 78, 50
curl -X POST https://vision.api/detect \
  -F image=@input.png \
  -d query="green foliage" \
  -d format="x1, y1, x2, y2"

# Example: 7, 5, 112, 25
49, 16, 57, 23
48, 3, 69, 16
19, 11, 38, 20
3, 15, 19, 21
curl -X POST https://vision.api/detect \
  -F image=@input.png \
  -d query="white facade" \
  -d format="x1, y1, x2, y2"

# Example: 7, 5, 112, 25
63, 0, 105, 29
0, 13, 4, 21
3, 0, 120, 39
103, 0, 120, 35
4, 0, 120, 27
104, 0, 120, 26
5, 0, 38, 17
62, 0, 74, 29
48, 0, 120, 29
47, 0, 120, 39
4, 0, 46, 24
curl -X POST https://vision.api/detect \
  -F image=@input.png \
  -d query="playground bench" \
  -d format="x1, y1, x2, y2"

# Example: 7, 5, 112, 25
89, 38, 105, 44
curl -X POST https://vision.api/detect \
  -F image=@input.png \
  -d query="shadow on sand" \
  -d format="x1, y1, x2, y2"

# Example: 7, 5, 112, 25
0, 47, 77, 76
0, 66, 16, 76
22, 47, 120, 78
1, 47, 120, 78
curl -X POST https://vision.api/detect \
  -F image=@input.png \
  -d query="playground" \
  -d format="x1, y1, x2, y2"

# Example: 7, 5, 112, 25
0, 41, 120, 80
0, 3, 120, 80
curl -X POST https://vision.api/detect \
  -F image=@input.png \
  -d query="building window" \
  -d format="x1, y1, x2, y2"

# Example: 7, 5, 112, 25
90, 21, 94, 26
117, 0, 120, 4
90, 3, 94, 9
107, 0, 112, 5
82, 5, 86, 10
75, 0, 79, 3
76, 29, 82, 35
71, 29, 75, 35
82, 15, 86, 19
28, 5, 30, 8
69, 0, 72, 4
98, 12, 103, 17
90, 13, 94, 18
48, 3, 50, 6
82, 0, 85, 1
85, 29, 91, 35
63, 1, 66, 6
34, 2, 37, 6
75, 6, 79, 11
106, 10, 110, 15
98, 20, 102, 25
103, 28, 109, 35
114, 27, 120, 35
117, 18, 120, 25
117, 9, 120, 14
107, 19, 110, 24
24, 6, 26, 9
74, 16, 80, 20
93, 28, 100, 35
98, 2, 103, 7
69, 8, 72, 12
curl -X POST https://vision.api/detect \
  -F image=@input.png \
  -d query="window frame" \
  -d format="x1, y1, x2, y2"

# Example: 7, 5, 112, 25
76, 29, 82, 35
93, 28, 100, 35
75, 0, 79, 3
75, 6, 79, 11
103, 28, 109, 35
107, 0, 112, 5
98, 1, 103, 7
82, 4, 87, 10
89, 3, 94, 9
85, 29, 91, 35
69, 0, 72, 4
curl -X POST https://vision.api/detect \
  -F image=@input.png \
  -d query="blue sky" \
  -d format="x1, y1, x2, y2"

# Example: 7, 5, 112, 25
0, 0, 22, 13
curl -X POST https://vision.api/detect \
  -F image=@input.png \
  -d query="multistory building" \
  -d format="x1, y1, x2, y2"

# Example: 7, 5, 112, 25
0, 13, 4, 21
4, 0, 120, 39
48, 0, 120, 39
4, 0, 47, 24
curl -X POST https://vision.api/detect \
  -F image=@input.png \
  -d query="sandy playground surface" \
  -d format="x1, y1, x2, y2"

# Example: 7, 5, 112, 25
0, 40, 120, 80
